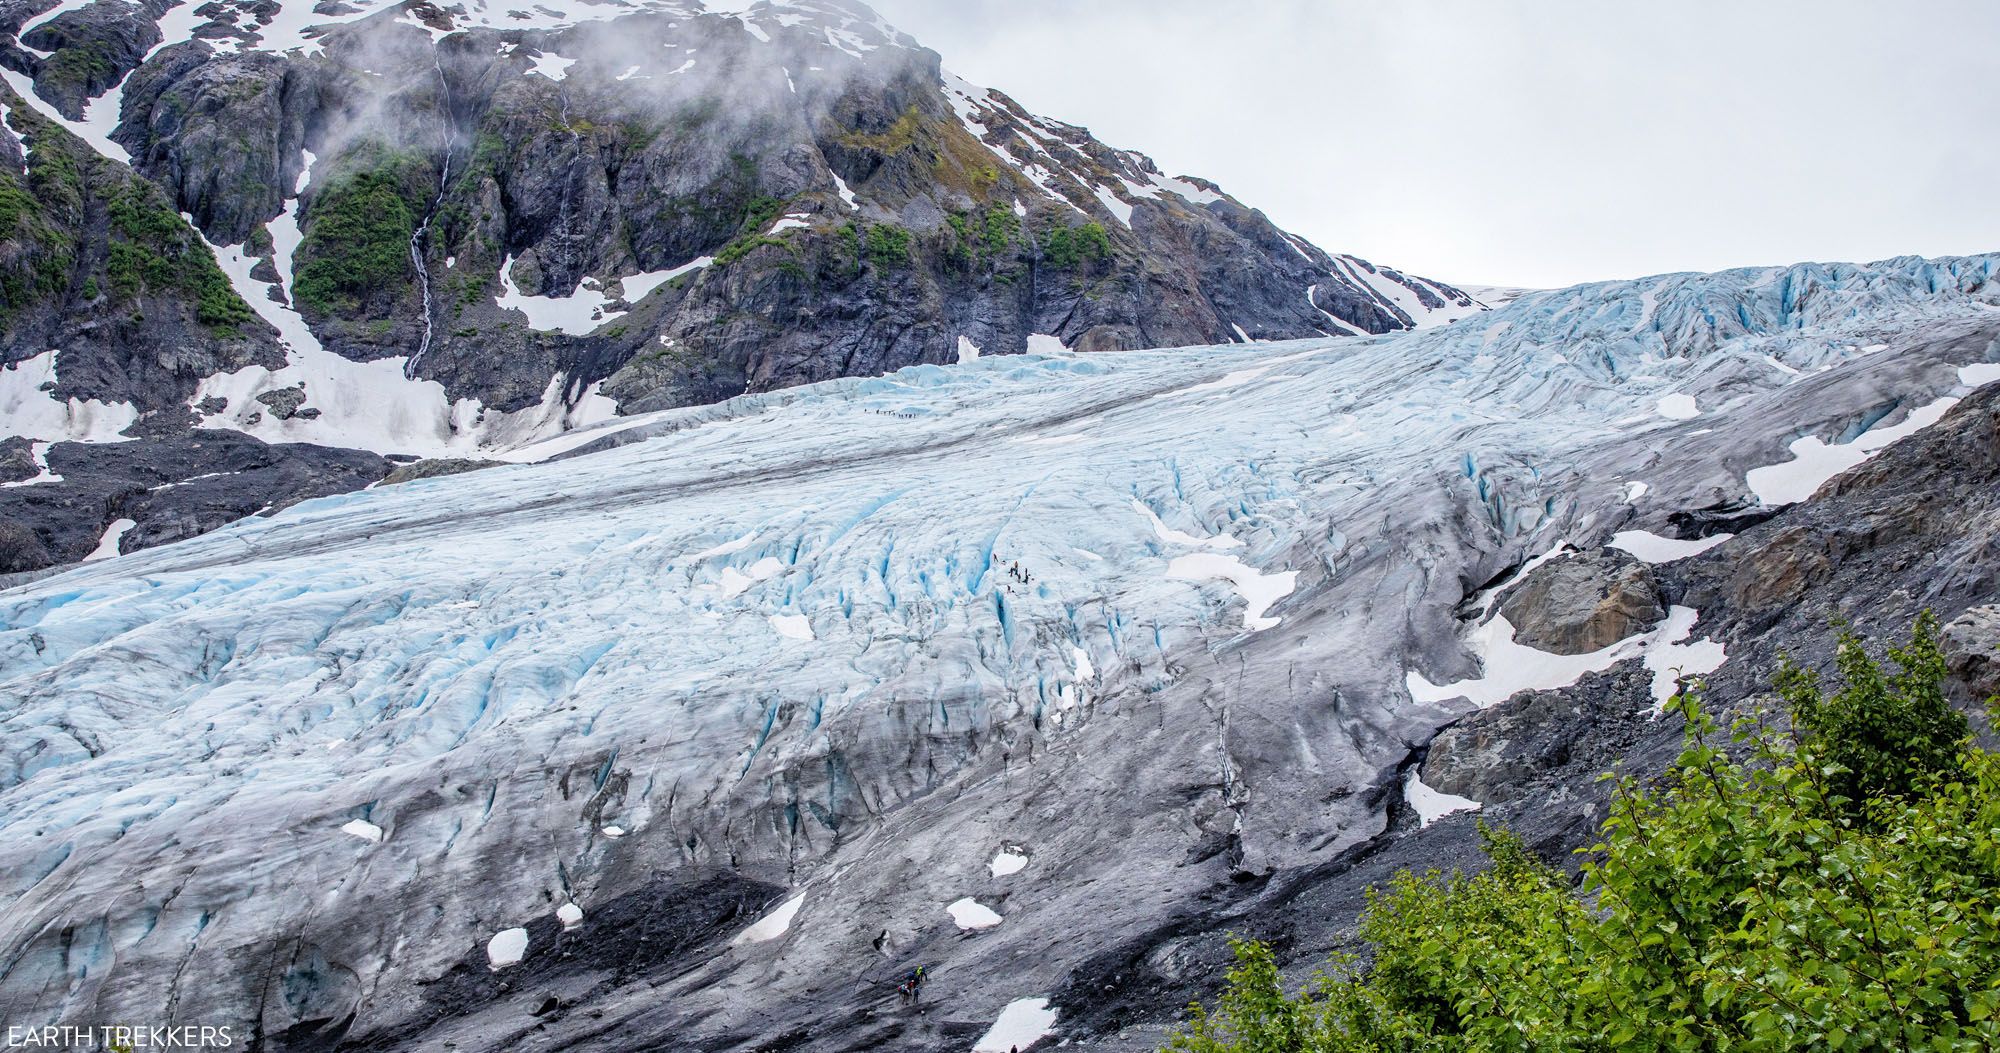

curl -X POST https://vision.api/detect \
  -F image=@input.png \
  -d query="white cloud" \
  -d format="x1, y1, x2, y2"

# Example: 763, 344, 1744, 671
873, 0, 2000, 288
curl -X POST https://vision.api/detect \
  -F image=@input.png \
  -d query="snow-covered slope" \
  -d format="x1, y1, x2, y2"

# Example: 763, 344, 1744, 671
2, 253, 1997, 1045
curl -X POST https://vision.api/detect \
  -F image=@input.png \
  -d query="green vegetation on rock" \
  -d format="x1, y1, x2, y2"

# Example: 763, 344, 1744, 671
101, 174, 253, 332
37, 42, 116, 103
839, 106, 923, 156
713, 194, 790, 267
1166, 616, 1997, 1052
1042, 221, 1111, 269
947, 205, 1020, 267
865, 224, 911, 269
292, 147, 423, 315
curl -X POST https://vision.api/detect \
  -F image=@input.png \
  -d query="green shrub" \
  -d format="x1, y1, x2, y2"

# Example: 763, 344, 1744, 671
1776, 611, 1968, 816
1166, 616, 2000, 1052
98, 180, 253, 333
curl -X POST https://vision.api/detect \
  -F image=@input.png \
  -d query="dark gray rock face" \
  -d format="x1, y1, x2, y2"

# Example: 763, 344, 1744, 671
5, 0, 171, 120
0, 430, 389, 569
98, 3, 1474, 411
254, 383, 311, 419
1496, 547, 1664, 654
0, 89, 283, 421
1420, 687, 1588, 805
114, 42, 314, 246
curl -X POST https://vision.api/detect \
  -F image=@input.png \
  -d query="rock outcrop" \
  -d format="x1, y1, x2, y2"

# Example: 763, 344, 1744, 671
1496, 548, 1664, 654
1945, 605, 2000, 703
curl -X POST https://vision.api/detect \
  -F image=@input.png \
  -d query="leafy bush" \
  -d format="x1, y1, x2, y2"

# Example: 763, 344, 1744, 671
1777, 611, 1968, 815
1166, 617, 2000, 1052
947, 206, 1020, 265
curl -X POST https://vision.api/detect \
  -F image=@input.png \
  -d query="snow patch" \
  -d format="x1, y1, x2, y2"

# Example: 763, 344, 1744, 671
1404, 771, 1480, 827
1090, 184, 1133, 227
84, 518, 135, 562
1643, 606, 1728, 709
717, 556, 785, 599
1960, 362, 2000, 387
486, 928, 528, 970
830, 172, 859, 209
1133, 498, 1241, 550
769, 613, 815, 641
1410, 603, 1726, 712
988, 850, 1028, 877
1655, 393, 1700, 420
1609, 530, 1732, 564
946, 897, 1002, 931
526, 52, 578, 80
1745, 394, 1960, 506
732, 892, 805, 946
973, 998, 1058, 1053
556, 902, 584, 929
494, 254, 706, 336
0, 350, 139, 443
339, 819, 383, 843
956, 336, 981, 363
1406, 613, 1648, 709
1, 440, 60, 488
1166, 553, 1297, 632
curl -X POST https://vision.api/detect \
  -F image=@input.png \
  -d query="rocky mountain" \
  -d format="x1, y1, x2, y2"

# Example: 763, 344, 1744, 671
0, 0, 1479, 574
2, 249, 1995, 1050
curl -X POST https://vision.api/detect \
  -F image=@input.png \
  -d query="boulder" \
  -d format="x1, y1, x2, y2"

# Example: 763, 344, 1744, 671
1496, 548, 1664, 655
1945, 605, 2000, 703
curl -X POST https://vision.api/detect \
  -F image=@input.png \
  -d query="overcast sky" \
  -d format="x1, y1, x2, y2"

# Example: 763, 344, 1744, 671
868, 0, 2000, 289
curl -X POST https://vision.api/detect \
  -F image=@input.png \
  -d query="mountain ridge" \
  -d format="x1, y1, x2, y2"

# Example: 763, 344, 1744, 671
0, 0, 1481, 573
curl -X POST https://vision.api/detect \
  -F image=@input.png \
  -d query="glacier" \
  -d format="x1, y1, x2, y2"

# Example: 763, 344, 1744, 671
0, 253, 1997, 1047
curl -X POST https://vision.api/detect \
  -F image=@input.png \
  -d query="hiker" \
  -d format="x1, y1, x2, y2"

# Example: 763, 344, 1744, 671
898, 965, 926, 1005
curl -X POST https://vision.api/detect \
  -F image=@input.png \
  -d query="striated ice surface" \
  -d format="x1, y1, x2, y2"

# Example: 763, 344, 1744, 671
1, 253, 1997, 1037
